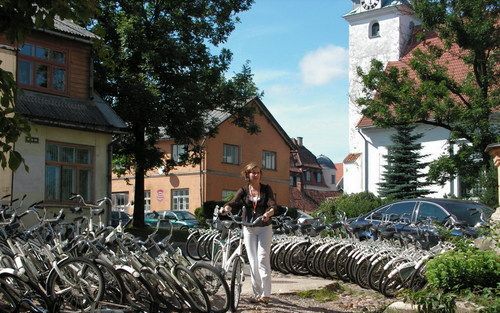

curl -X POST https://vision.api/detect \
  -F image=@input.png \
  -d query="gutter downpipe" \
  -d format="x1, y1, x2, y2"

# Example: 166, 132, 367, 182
357, 129, 371, 192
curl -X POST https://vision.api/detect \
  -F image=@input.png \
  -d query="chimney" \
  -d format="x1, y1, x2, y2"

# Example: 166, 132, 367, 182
297, 137, 303, 147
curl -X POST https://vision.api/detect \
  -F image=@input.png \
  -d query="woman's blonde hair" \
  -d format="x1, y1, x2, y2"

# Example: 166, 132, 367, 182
241, 162, 261, 181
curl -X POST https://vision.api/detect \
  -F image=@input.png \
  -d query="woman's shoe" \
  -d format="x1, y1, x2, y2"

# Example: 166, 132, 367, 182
248, 296, 260, 304
259, 296, 271, 304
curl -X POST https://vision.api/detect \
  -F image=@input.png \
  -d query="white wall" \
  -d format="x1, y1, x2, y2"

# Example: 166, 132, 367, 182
361, 124, 459, 197
11, 123, 112, 209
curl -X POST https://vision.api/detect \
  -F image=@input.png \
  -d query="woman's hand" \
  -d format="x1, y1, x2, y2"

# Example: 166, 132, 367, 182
262, 209, 274, 222
219, 205, 231, 215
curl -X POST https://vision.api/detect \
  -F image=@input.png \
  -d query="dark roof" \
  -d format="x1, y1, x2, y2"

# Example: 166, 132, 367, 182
317, 154, 335, 169
293, 145, 322, 170
51, 17, 98, 40
206, 97, 295, 149
16, 90, 126, 133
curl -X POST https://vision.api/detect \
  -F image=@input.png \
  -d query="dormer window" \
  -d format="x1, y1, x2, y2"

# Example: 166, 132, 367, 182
370, 22, 380, 38
18, 43, 68, 94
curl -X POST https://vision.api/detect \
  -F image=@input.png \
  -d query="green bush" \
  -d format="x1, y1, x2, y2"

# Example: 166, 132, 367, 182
425, 247, 500, 292
315, 192, 386, 221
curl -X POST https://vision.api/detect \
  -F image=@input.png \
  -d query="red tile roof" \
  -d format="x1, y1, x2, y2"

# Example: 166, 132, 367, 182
334, 163, 344, 184
343, 153, 361, 163
357, 31, 472, 128
289, 188, 341, 213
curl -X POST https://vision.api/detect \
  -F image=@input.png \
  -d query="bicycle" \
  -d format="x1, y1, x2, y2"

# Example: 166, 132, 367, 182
211, 207, 264, 312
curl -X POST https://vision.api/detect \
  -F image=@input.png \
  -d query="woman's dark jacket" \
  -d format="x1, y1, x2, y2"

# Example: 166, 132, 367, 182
224, 183, 277, 227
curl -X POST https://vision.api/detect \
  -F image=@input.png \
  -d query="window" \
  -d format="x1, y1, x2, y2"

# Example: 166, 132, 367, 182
305, 171, 311, 182
262, 151, 276, 170
223, 144, 239, 164
383, 202, 416, 221
112, 192, 129, 210
144, 190, 151, 212
316, 172, 322, 183
18, 43, 67, 93
172, 189, 189, 210
290, 175, 297, 187
45, 142, 93, 202
370, 22, 380, 37
172, 144, 187, 162
331, 175, 336, 184
416, 202, 449, 223
222, 190, 236, 201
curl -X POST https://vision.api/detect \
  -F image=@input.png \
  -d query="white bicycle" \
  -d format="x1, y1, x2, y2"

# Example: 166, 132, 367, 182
211, 207, 263, 312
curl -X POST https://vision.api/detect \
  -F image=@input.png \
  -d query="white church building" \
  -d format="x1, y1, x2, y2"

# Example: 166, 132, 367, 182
342, 0, 461, 197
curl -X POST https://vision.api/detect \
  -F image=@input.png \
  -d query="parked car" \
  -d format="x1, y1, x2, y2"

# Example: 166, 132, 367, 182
145, 210, 199, 230
348, 198, 493, 244
110, 210, 131, 227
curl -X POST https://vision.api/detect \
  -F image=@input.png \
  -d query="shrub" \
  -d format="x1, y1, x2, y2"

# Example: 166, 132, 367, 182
316, 192, 386, 221
425, 247, 500, 292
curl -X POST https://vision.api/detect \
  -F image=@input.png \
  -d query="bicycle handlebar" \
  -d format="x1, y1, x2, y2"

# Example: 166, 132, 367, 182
225, 211, 264, 227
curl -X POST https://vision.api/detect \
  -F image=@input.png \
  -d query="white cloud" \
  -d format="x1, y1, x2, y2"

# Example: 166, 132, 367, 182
300, 45, 348, 86
253, 69, 292, 84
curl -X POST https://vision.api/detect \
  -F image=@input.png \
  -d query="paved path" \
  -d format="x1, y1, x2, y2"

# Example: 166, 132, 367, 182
241, 267, 333, 296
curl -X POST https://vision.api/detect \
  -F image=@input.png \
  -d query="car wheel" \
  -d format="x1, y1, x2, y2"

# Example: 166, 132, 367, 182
180, 226, 188, 231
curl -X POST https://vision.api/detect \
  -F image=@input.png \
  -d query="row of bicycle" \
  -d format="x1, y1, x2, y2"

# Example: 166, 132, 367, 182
186, 209, 456, 298
0, 194, 241, 313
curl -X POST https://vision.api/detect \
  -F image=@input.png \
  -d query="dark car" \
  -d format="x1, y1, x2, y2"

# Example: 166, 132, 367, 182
145, 210, 199, 230
348, 198, 493, 244
110, 210, 131, 227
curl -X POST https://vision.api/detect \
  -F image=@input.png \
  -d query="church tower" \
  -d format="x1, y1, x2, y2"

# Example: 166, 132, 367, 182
342, 0, 420, 194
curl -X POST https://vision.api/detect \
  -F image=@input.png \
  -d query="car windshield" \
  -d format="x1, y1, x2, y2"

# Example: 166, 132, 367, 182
444, 203, 493, 225
175, 211, 196, 220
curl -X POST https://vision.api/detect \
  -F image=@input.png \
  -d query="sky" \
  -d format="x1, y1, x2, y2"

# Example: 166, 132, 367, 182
223, 0, 354, 163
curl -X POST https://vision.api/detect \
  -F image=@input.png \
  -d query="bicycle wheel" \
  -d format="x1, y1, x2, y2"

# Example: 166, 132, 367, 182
116, 268, 158, 312
186, 230, 202, 260
191, 262, 230, 313
367, 255, 390, 291
334, 245, 353, 282
0, 280, 17, 313
285, 241, 309, 275
230, 256, 244, 313
0, 273, 52, 313
354, 257, 371, 289
46, 256, 104, 311
173, 264, 210, 313
94, 259, 125, 304
140, 267, 179, 311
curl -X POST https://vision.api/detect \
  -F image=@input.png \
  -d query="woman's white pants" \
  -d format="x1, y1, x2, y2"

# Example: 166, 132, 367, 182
243, 225, 273, 298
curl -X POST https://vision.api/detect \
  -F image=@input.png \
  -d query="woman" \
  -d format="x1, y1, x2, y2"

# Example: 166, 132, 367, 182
219, 162, 276, 303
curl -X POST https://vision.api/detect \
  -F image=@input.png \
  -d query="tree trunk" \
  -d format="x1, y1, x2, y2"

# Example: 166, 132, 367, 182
132, 126, 146, 228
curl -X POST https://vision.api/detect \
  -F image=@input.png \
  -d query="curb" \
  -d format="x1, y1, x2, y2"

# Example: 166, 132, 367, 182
383, 301, 484, 313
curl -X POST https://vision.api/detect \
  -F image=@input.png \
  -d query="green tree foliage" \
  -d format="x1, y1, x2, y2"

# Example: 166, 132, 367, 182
0, 1, 95, 171
91, 0, 259, 227
356, 0, 499, 201
315, 192, 385, 221
378, 124, 433, 199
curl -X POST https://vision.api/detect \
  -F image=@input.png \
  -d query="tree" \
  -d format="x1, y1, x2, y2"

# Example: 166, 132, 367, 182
0, 1, 95, 170
378, 124, 433, 199
91, 0, 260, 227
356, 0, 499, 202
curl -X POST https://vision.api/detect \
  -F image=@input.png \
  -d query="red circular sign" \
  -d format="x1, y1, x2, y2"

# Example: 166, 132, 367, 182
157, 189, 164, 202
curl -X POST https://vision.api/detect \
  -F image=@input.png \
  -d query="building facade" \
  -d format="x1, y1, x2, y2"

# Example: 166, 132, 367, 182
342, 0, 459, 197
0, 19, 125, 217
112, 98, 294, 214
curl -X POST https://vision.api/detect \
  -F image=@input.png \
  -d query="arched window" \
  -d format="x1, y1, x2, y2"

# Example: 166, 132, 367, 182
370, 22, 380, 37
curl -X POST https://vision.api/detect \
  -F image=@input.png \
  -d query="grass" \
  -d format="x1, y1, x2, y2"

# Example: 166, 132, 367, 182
297, 283, 344, 302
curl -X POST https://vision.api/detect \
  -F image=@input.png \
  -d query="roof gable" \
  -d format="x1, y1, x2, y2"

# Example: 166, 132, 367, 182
357, 31, 472, 128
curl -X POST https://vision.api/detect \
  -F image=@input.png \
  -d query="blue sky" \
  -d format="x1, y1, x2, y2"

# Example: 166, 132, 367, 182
223, 0, 354, 163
